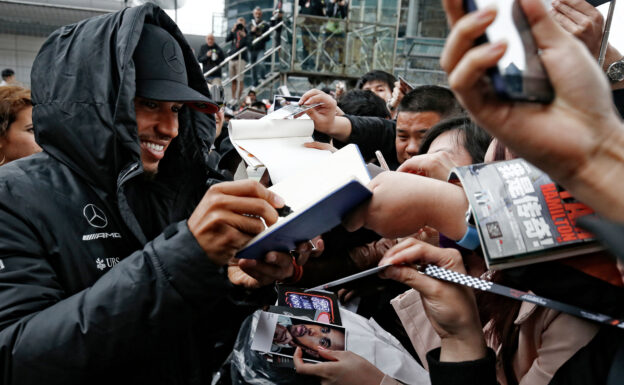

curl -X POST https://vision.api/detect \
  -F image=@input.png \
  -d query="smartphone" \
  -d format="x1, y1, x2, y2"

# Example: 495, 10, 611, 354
583, 0, 611, 6
398, 76, 414, 93
464, 0, 554, 103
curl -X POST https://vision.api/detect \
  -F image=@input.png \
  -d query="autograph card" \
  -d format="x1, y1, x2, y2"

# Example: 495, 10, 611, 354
251, 312, 347, 363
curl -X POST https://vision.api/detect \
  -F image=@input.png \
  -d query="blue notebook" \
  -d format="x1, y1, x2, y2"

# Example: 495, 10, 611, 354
236, 144, 372, 259
236, 179, 371, 259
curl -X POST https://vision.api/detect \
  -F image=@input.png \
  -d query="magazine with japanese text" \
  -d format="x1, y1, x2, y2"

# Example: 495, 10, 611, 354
450, 159, 602, 269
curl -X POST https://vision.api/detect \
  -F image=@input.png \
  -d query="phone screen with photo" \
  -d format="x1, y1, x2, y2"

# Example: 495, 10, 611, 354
278, 286, 342, 325
467, 0, 554, 102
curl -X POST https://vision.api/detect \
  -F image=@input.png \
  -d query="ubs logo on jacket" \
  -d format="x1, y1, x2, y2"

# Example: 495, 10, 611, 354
95, 257, 121, 270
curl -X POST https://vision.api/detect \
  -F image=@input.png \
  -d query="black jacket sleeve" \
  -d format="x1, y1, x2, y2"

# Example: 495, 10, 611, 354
341, 115, 399, 169
426, 347, 498, 385
197, 44, 209, 66
226, 30, 235, 43
0, 212, 228, 384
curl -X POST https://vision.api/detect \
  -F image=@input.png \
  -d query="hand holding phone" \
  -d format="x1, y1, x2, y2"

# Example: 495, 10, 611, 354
398, 76, 414, 94
464, 0, 554, 103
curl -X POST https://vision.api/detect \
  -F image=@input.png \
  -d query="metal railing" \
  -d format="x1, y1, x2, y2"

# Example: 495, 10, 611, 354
203, 20, 284, 78
223, 45, 282, 87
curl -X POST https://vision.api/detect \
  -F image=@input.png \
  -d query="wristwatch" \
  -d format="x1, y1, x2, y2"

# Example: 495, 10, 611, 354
607, 57, 624, 83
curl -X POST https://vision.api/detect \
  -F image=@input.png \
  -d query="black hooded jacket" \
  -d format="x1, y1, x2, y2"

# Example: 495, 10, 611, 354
0, 4, 236, 384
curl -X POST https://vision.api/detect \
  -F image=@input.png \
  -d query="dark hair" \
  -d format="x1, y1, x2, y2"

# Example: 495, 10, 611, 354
0, 86, 31, 137
251, 101, 267, 112
355, 70, 396, 91
338, 90, 390, 119
418, 116, 492, 163
492, 139, 517, 161
398, 85, 463, 118
1, 69, 15, 79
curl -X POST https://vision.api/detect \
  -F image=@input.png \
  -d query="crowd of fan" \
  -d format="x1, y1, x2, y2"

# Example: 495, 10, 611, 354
0, 0, 623, 384
197, 0, 349, 104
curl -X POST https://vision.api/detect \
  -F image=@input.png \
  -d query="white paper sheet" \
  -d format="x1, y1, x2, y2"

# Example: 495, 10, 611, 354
269, 144, 371, 212
229, 119, 332, 183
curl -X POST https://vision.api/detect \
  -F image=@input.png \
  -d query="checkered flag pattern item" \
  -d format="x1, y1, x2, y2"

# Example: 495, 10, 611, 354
424, 265, 493, 292
422, 264, 624, 329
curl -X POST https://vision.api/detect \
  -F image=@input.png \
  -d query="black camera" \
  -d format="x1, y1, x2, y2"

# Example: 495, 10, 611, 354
235, 23, 244, 31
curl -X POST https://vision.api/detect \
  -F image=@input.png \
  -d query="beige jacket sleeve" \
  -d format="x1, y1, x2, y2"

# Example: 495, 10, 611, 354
390, 289, 441, 371
513, 302, 600, 385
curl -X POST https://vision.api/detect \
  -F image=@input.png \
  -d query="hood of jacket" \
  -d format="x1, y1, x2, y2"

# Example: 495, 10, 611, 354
30, 4, 224, 243
31, 3, 216, 191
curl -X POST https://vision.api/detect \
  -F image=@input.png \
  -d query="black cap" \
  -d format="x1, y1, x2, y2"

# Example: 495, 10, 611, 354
133, 24, 218, 114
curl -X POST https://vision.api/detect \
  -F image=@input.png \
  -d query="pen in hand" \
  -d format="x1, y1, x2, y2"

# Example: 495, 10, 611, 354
375, 150, 390, 171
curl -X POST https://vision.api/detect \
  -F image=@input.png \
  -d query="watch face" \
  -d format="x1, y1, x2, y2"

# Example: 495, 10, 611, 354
608, 61, 624, 82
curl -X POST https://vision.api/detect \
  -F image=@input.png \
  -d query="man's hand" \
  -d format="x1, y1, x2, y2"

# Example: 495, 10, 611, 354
292, 236, 325, 266
379, 239, 487, 362
549, 0, 624, 89
440, 0, 624, 220
397, 152, 458, 181
188, 180, 284, 266
388, 80, 406, 114
550, 0, 603, 58
228, 251, 294, 288
294, 348, 385, 385
298, 89, 338, 134
298, 89, 353, 142
227, 237, 323, 288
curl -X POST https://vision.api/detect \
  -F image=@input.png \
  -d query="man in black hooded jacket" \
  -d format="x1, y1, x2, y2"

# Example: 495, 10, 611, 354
0, 4, 297, 384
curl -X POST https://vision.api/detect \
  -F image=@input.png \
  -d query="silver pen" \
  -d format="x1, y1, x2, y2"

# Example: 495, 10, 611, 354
375, 150, 390, 171
305, 264, 393, 292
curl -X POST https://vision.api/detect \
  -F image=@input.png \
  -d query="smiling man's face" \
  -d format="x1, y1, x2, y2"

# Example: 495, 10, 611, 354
134, 97, 182, 175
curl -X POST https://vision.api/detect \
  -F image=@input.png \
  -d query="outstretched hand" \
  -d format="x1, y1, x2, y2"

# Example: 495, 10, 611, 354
397, 151, 458, 181
440, 0, 624, 219
379, 238, 486, 362
549, 0, 604, 58
299, 89, 338, 134
344, 171, 468, 240
229, 251, 294, 288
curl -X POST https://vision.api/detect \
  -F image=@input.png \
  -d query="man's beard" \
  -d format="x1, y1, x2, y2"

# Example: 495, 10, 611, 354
142, 169, 158, 181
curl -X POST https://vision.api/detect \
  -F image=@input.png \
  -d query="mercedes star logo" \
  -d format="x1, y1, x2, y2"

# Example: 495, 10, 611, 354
83, 204, 108, 228
162, 40, 184, 74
